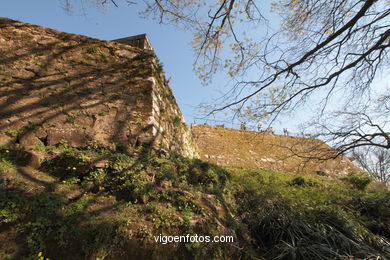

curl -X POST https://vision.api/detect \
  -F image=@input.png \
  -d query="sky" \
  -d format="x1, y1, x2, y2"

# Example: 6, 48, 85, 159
2, 1, 387, 136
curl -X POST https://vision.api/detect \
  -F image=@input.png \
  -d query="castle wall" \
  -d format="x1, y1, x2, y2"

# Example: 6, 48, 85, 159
0, 18, 198, 158
147, 67, 198, 158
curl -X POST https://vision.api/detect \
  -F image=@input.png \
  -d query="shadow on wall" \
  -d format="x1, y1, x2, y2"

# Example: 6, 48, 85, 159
0, 18, 160, 153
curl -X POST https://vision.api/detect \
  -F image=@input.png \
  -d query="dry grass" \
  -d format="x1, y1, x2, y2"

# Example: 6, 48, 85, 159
192, 124, 359, 176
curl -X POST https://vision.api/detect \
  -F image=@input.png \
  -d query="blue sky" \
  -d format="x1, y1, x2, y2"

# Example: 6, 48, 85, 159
4, 1, 386, 136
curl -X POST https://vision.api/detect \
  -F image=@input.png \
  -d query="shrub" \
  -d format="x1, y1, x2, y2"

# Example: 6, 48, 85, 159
289, 176, 306, 186
350, 192, 390, 238
80, 222, 116, 257
0, 157, 15, 173
86, 46, 98, 54
288, 176, 316, 187
0, 147, 30, 166
187, 160, 229, 190
343, 172, 372, 190
107, 153, 135, 173
117, 178, 154, 203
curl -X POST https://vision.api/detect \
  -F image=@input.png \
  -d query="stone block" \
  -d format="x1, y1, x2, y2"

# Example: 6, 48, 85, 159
47, 127, 89, 147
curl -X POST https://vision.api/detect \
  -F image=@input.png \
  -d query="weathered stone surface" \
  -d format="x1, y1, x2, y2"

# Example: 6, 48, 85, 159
19, 132, 41, 147
0, 136, 12, 146
114, 49, 137, 59
91, 159, 109, 168
26, 150, 45, 168
47, 127, 89, 147
0, 17, 198, 158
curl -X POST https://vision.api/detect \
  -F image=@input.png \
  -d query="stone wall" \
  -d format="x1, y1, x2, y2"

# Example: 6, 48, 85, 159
192, 124, 359, 176
0, 18, 198, 158
147, 64, 198, 158
112, 34, 153, 51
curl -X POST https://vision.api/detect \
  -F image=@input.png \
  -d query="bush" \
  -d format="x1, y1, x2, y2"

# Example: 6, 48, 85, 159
2, 143, 390, 259
350, 192, 390, 238
117, 178, 154, 203
187, 160, 229, 190
343, 172, 372, 190
0, 147, 30, 167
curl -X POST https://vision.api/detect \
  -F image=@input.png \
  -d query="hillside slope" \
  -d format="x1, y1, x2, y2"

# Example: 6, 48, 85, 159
192, 124, 359, 176
1, 146, 389, 259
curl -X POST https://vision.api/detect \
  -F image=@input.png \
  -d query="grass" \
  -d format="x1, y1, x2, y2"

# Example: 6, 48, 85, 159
192, 124, 360, 175
227, 168, 390, 259
0, 145, 389, 259
0, 156, 15, 174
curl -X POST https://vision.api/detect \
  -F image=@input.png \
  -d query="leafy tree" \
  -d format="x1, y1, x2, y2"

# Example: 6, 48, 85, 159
63, 0, 389, 152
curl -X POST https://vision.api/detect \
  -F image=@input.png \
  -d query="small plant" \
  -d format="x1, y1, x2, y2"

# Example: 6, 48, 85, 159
99, 49, 110, 58
57, 140, 69, 150
81, 168, 107, 192
172, 115, 181, 127
0, 157, 15, 173
40, 149, 89, 180
156, 62, 163, 73
86, 46, 98, 54
5, 129, 21, 138
66, 117, 76, 124
165, 93, 174, 100
175, 195, 202, 214
86, 45, 110, 59
25, 122, 38, 131
289, 176, 305, 186
37, 251, 50, 260
81, 223, 115, 257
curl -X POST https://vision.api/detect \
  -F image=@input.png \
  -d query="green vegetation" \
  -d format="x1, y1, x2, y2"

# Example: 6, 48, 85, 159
172, 115, 181, 127
342, 171, 373, 190
0, 145, 231, 259
5, 129, 21, 138
98, 112, 108, 116
0, 155, 15, 174
229, 168, 390, 259
86, 46, 99, 54
0, 145, 389, 259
